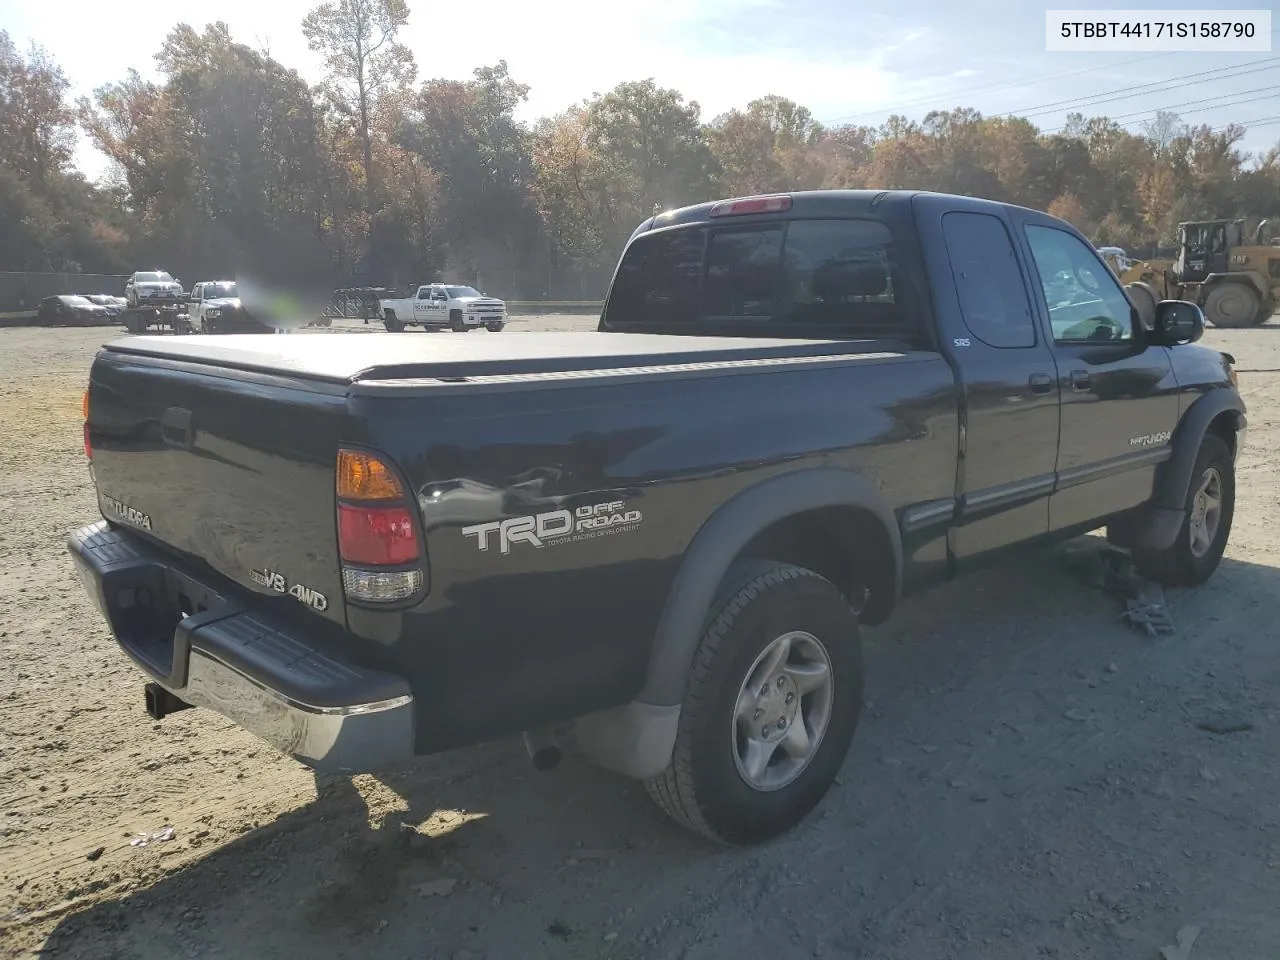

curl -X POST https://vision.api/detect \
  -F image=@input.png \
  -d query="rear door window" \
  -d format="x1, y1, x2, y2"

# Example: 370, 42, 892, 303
941, 212, 1037, 348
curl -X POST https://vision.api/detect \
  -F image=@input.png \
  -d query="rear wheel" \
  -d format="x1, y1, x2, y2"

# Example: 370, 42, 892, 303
1132, 435, 1234, 587
645, 561, 863, 845
1203, 283, 1261, 328
383, 310, 404, 332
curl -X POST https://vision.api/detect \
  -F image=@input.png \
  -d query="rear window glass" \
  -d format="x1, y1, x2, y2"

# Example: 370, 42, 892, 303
604, 227, 704, 326
704, 226, 783, 317
603, 217, 908, 339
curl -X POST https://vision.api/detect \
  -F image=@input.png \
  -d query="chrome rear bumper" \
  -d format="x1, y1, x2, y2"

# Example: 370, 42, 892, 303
68, 521, 415, 774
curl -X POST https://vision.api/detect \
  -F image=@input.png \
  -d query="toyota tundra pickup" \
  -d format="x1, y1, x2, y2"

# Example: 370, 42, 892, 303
69, 190, 1246, 845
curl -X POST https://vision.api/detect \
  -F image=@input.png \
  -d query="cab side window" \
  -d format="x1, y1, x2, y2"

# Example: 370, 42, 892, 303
1025, 225, 1135, 344
941, 212, 1037, 348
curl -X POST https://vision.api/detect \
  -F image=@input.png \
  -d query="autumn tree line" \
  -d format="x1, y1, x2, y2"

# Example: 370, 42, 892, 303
3, 2, 1280, 300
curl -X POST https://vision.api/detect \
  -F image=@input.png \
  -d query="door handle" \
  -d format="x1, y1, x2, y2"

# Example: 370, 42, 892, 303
1070, 370, 1091, 392
1028, 373, 1053, 396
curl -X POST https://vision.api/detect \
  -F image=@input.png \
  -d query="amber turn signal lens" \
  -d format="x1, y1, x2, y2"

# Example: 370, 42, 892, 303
82, 389, 89, 420
337, 449, 405, 501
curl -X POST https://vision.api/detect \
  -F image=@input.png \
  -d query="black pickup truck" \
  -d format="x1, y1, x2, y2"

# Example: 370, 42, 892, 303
69, 190, 1246, 845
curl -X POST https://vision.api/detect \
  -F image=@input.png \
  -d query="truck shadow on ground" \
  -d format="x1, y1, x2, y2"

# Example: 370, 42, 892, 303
40, 539, 1280, 960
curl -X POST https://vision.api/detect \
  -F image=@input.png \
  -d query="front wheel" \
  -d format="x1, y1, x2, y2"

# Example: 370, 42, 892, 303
485, 321, 505, 332
645, 561, 863, 845
1132, 435, 1235, 587
1203, 283, 1261, 328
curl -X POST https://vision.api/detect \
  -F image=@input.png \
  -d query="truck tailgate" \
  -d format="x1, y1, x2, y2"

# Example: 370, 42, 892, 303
86, 349, 349, 627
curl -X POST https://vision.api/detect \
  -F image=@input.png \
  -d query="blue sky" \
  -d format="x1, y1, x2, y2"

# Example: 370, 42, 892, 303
1, 0, 1276, 180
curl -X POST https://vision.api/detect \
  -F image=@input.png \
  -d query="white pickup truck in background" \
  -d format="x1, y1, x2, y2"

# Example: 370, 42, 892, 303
378, 283, 507, 332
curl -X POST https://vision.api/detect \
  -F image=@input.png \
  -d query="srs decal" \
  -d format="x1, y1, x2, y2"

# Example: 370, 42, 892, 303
251, 567, 330, 612
462, 500, 643, 555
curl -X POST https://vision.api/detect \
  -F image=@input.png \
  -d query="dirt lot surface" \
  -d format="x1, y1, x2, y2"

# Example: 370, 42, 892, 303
2, 315, 1279, 960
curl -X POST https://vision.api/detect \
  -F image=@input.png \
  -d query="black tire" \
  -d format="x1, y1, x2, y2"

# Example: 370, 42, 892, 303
449, 310, 466, 332
1253, 298, 1275, 326
1203, 283, 1261, 329
645, 561, 863, 845
1125, 281, 1158, 331
1132, 435, 1234, 587
383, 311, 403, 332
485, 321, 505, 332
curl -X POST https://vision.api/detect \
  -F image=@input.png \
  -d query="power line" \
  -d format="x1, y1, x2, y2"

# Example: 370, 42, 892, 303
1002, 56, 1280, 119
1041, 86, 1280, 134
824, 52, 1175, 124
827, 30, 1280, 127
1213, 114, 1280, 132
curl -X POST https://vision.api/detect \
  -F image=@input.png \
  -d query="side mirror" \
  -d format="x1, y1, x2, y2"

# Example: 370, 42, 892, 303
1153, 300, 1204, 345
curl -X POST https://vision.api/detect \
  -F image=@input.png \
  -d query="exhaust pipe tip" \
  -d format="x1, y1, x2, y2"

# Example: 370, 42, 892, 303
522, 727, 563, 771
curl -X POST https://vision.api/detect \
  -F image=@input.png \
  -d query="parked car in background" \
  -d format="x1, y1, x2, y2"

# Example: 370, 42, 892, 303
188, 280, 271, 334
36, 295, 112, 324
378, 283, 507, 332
84, 294, 126, 317
125, 270, 185, 308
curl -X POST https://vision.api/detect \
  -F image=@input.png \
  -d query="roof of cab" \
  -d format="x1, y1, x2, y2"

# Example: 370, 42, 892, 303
638, 188, 1055, 238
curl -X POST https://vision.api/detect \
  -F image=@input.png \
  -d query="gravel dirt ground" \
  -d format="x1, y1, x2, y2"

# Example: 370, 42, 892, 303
2, 314, 1279, 960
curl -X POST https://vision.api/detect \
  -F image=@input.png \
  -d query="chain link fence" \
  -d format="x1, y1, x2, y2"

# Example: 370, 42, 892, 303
0, 272, 130, 313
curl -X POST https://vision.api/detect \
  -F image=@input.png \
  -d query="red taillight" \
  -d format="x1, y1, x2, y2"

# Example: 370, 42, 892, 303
338, 503, 419, 565
83, 423, 92, 459
335, 447, 425, 604
708, 195, 792, 217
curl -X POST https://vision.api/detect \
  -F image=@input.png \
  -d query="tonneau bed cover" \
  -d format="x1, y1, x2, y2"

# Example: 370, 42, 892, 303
105, 332, 872, 384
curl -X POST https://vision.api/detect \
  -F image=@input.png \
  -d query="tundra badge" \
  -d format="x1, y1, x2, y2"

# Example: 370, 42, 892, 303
1129, 431, 1172, 448
101, 494, 152, 531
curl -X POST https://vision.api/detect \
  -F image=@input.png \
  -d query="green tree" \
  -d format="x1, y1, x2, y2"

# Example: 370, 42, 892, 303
582, 79, 719, 250
401, 61, 542, 291
302, 0, 414, 213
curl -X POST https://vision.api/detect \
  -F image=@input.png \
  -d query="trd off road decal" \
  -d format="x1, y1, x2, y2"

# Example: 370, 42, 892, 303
462, 499, 643, 555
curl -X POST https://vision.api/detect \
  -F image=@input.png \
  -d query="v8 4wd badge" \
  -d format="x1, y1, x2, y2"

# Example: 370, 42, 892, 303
251, 567, 329, 612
